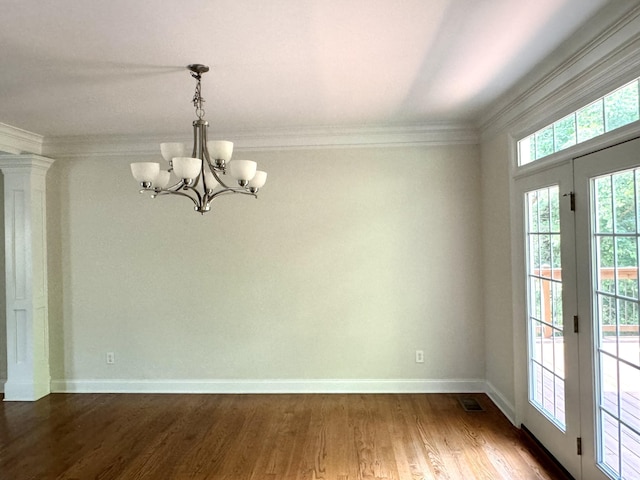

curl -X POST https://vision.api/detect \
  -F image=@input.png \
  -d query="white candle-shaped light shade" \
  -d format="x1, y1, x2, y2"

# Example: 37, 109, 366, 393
247, 170, 267, 189
172, 157, 202, 179
131, 162, 160, 183
155, 170, 171, 189
228, 160, 257, 181
203, 171, 218, 190
207, 140, 233, 161
160, 142, 186, 162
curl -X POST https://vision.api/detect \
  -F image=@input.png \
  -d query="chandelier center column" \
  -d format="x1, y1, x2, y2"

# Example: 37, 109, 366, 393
0, 154, 54, 401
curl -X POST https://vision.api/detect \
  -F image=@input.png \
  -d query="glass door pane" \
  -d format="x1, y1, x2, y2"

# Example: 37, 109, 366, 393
592, 169, 640, 480
526, 185, 567, 428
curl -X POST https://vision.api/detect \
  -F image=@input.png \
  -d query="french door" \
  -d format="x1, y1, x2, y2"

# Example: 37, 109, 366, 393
516, 137, 640, 479
515, 160, 581, 478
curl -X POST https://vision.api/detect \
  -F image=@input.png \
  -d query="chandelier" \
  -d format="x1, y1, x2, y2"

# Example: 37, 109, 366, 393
130, 64, 267, 214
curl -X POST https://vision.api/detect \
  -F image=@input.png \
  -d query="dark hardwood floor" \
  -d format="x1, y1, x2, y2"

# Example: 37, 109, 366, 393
0, 393, 570, 479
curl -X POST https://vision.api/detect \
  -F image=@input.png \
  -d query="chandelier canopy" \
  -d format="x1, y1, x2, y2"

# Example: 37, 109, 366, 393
130, 64, 267, 214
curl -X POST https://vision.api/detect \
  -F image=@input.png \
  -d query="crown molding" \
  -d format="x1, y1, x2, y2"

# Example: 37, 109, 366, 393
0, 123, 43, 155
479, 2, 640, 140
42, 123, 479, 158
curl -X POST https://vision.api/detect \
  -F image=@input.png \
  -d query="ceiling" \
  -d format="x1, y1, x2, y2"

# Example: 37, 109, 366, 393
1, 0, 611, 140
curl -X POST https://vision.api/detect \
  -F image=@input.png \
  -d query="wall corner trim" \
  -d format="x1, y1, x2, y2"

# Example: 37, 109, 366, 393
485, 381, 516, 425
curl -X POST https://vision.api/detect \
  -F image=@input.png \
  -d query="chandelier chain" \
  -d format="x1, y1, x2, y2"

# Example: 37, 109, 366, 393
191, 71, 205, 119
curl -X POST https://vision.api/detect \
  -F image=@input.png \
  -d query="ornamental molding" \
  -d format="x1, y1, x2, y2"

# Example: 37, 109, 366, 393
42, 123, 479, 158
480, 3, 640, 141
0, 123, 43, 156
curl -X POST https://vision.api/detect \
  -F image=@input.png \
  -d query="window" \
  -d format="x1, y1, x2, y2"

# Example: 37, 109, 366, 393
519, 79, 640, 166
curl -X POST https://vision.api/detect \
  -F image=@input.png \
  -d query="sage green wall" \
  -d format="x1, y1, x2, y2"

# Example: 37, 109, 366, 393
46, 144, 484, 384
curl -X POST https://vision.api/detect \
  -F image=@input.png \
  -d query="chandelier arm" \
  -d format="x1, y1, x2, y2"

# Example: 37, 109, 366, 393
181, 183, 204, 206
190, 170, 202, 189
209, 188, 257, 200
154, 189, 202, 209
163, 181, 187, 192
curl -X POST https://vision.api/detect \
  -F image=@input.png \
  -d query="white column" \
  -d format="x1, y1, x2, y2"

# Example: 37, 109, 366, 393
0, 154, 54, 401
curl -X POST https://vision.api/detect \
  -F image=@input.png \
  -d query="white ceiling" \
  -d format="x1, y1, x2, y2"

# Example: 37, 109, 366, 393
0, 0, 610, 139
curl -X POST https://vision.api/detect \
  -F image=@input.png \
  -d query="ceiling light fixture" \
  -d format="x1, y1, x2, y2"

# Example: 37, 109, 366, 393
130, 64, 267, 214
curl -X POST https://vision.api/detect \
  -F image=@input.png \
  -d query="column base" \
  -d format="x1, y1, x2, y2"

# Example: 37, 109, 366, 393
3, 379, 50, 401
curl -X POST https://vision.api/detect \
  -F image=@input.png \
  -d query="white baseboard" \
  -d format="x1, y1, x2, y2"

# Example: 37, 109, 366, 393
43, 379, 517, 425
50, 378, 487, 395
485, 381, 516, 425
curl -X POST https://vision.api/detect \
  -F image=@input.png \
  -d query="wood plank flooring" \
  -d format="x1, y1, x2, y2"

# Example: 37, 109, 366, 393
0, 393, 570, 479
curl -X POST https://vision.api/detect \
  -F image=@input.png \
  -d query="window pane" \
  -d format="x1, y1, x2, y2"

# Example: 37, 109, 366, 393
599, 294, 618, 356
554, 114, 577, 151
605, 80, 640, 131
542, 324, 554, 370
597, 237, 615, 294
531, 320, 543, 363
618, 301, 639, 368
602, 411, 621, 476
577, 99, 605, 143
538, 188, 550, 232
532, 362, 543, 405
551, 234, 561, 270
541, 279, 553, 326
550, 190, 560, 232
530, 235, 541, 270
519, 136, 535, 166
636, 171, 640, 233
619, 362, 640, 432
540, 234, 552, 269
535, 126, 554, 159
616, 236, 637, 269
613, 171, 637, 234
554, 332, 565, 378
601, 353, 619, 414
543, 368, 555, 413
531, 276, 542, 320
621, 424, 640, 480
552, 281, 563, 326
618, 276, 639, 301
555, 375, 566, 425
529, 190, 539, 232
596, 176, 614, 234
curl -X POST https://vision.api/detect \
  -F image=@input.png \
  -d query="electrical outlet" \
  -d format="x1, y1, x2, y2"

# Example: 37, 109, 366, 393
106, 352, 115, 364
415, 350, 424, 363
